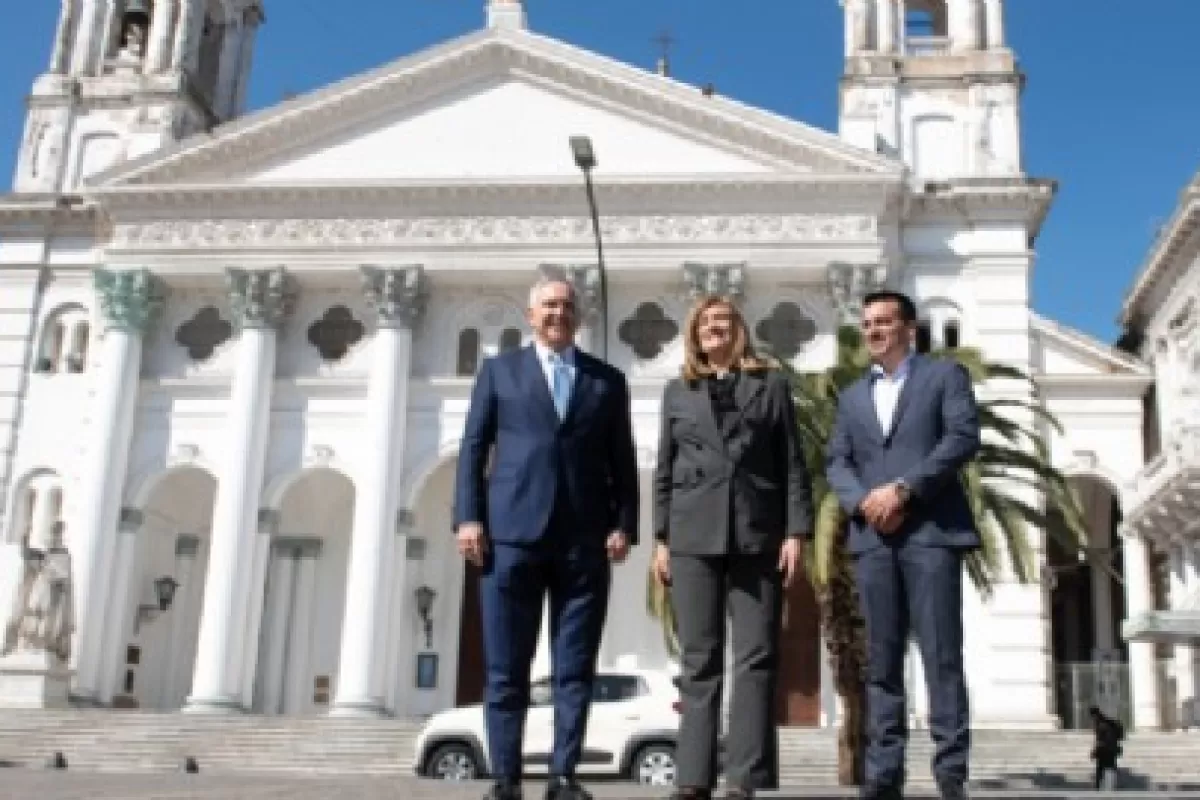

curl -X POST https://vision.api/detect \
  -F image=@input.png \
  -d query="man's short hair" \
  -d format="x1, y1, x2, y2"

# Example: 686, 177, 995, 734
862, 289, 918, 323
528, 276, 577, 309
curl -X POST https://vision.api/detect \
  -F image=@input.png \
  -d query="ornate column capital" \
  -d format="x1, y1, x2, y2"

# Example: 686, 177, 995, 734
360, 265, 428, 329
826, 262, 887, 323
94, 269, 165, 334
537, 264, 601, 323
225, 267, 296, 330
682, 262, 746, 303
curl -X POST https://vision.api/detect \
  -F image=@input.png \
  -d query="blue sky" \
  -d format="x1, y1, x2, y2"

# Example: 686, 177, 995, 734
2, 1, 1198, 344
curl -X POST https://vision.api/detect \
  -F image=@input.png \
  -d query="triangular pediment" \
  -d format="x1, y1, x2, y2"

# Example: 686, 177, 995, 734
94, 28, 902, 188
1032, 314, 1149, 376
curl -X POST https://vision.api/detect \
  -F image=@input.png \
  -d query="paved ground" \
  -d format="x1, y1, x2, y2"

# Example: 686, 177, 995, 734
2, 771, 1200, 800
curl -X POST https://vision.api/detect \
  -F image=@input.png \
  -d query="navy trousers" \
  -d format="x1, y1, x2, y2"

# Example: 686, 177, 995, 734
854, 543, 970, 790
479, 523, 611, 781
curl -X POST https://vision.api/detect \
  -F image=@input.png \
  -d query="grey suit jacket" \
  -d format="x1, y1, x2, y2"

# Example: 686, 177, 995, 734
826, 353, 982, 555
653, 369, 813, 556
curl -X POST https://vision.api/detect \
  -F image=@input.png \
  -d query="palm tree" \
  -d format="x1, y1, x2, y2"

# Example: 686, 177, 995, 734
646, 324, 1088, 785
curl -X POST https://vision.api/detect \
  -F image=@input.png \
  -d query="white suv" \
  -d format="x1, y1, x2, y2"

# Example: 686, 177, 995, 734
415, 669, 681, 786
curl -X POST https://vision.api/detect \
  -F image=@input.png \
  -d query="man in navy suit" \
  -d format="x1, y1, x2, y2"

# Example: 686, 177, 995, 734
453, 277, 639, 800
826, 290, 981, 800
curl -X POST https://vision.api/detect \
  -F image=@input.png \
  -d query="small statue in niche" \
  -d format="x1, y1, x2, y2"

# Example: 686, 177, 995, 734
117, 0, 154, 63
2, 526, 75, 663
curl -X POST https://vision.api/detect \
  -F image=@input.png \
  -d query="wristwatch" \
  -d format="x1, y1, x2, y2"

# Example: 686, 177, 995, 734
894, 480, 912, 505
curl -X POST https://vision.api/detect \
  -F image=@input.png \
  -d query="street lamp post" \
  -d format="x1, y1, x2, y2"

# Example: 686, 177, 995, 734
569, 135, 608, 359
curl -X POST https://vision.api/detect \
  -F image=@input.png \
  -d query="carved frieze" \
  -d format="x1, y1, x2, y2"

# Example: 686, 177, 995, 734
112, 214, 878, 250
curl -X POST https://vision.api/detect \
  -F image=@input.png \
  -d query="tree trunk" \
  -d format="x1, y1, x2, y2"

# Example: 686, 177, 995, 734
816, 539, 869, 786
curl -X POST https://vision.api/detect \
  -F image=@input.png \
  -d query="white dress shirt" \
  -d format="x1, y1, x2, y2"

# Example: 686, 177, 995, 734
870, 353, 912, 436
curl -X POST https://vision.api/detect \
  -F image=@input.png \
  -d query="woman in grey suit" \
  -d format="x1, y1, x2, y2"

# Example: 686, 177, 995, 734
653, 295, 814, 800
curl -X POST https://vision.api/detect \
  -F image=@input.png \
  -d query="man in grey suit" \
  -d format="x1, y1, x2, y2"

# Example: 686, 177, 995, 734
826, 290, 981, 800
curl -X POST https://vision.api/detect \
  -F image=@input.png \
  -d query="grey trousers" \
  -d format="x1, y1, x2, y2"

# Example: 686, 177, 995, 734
670, 552, 783, 791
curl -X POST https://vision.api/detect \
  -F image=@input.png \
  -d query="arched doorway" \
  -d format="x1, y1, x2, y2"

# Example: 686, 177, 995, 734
1049, 475, 1127, 728
120, 467, 217, 710
253, 468, 355, 715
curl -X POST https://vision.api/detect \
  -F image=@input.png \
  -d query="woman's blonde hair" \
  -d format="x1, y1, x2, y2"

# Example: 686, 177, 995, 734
681, 295, 771, 382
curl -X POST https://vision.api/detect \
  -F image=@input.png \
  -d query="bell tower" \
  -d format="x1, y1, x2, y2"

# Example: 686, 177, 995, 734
13, 0, 265, 193
838, 0, 1021, 181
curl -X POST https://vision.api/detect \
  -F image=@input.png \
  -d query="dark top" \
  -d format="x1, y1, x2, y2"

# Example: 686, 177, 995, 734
707, 372, 739, 432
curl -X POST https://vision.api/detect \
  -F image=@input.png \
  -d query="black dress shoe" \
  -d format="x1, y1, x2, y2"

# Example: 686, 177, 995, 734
668, 790, 712, 800
936, 779, 968, 800
544, 776, 593, 800
484, 780, 523, 800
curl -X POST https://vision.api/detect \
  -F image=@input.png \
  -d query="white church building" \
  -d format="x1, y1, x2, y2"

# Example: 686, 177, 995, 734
0, 0, 1190, 731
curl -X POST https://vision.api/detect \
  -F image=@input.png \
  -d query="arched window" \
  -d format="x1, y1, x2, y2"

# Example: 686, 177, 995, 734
35, 306, 91, 375
7, 471, 63, 547
499, 328, 523, 353
67, 322, 89, 372
943, 320, 961, 349
457, 329, 481, 376
915, 322, 933, 354
905, 0, 948, 37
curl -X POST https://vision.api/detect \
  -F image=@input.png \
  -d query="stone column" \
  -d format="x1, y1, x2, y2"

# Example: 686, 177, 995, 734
332, 266, 427, 717
238, 510, 277, 706
877, 0, 898, 54
144, 0, 179, 73
171, 0, 203, 70
159, 535, 199, 709
70, 0, 104, 75
257, 542, 296, 715
538, 265, 600, 354
1123, 531, 1161, 730
948, 0, 983, 52
212, 9, 246, 119
187, 268, 294, 713
1170, 544, 1197, 724
97, 509, 144, 705
284, 541, 321, 713
843, 0, 871, 55
230, 7, 263, 115
983, 0, 1005, 48
383, 518, 414, 713
48, 0, 78, 74
72, 269, 163, 704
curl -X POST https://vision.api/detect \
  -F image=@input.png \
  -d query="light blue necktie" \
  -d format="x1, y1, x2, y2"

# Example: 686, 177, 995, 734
550, 353, 572, 421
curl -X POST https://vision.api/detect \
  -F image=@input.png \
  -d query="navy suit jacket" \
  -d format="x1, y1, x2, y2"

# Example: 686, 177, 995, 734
452, 344, 640, 546
826, 353, 981, 555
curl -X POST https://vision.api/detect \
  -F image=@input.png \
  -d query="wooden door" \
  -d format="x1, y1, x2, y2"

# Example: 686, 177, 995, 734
775, 571, 821, 726
455, 562, 486, 706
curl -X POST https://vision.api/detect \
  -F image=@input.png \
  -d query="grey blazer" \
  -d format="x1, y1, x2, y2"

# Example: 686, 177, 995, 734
653, 369, 813, 556
826, 353, 982, 555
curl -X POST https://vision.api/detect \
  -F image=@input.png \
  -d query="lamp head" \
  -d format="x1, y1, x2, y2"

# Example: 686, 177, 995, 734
415, 585, 436, 616
570, 136, 597, 171
154, 575, 180, 611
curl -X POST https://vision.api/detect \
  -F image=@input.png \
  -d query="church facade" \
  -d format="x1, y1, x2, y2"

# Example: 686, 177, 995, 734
0, 0, 1182, 730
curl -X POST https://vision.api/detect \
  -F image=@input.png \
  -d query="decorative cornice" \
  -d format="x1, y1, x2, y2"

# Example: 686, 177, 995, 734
94, 29, 901, 188
112, 212, 878, 252
1121, 183, 1200, 330
94, 268, 165, 333
361, 265, 429, 329
904, 178, 1057, 234
226, 267, 296, 330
